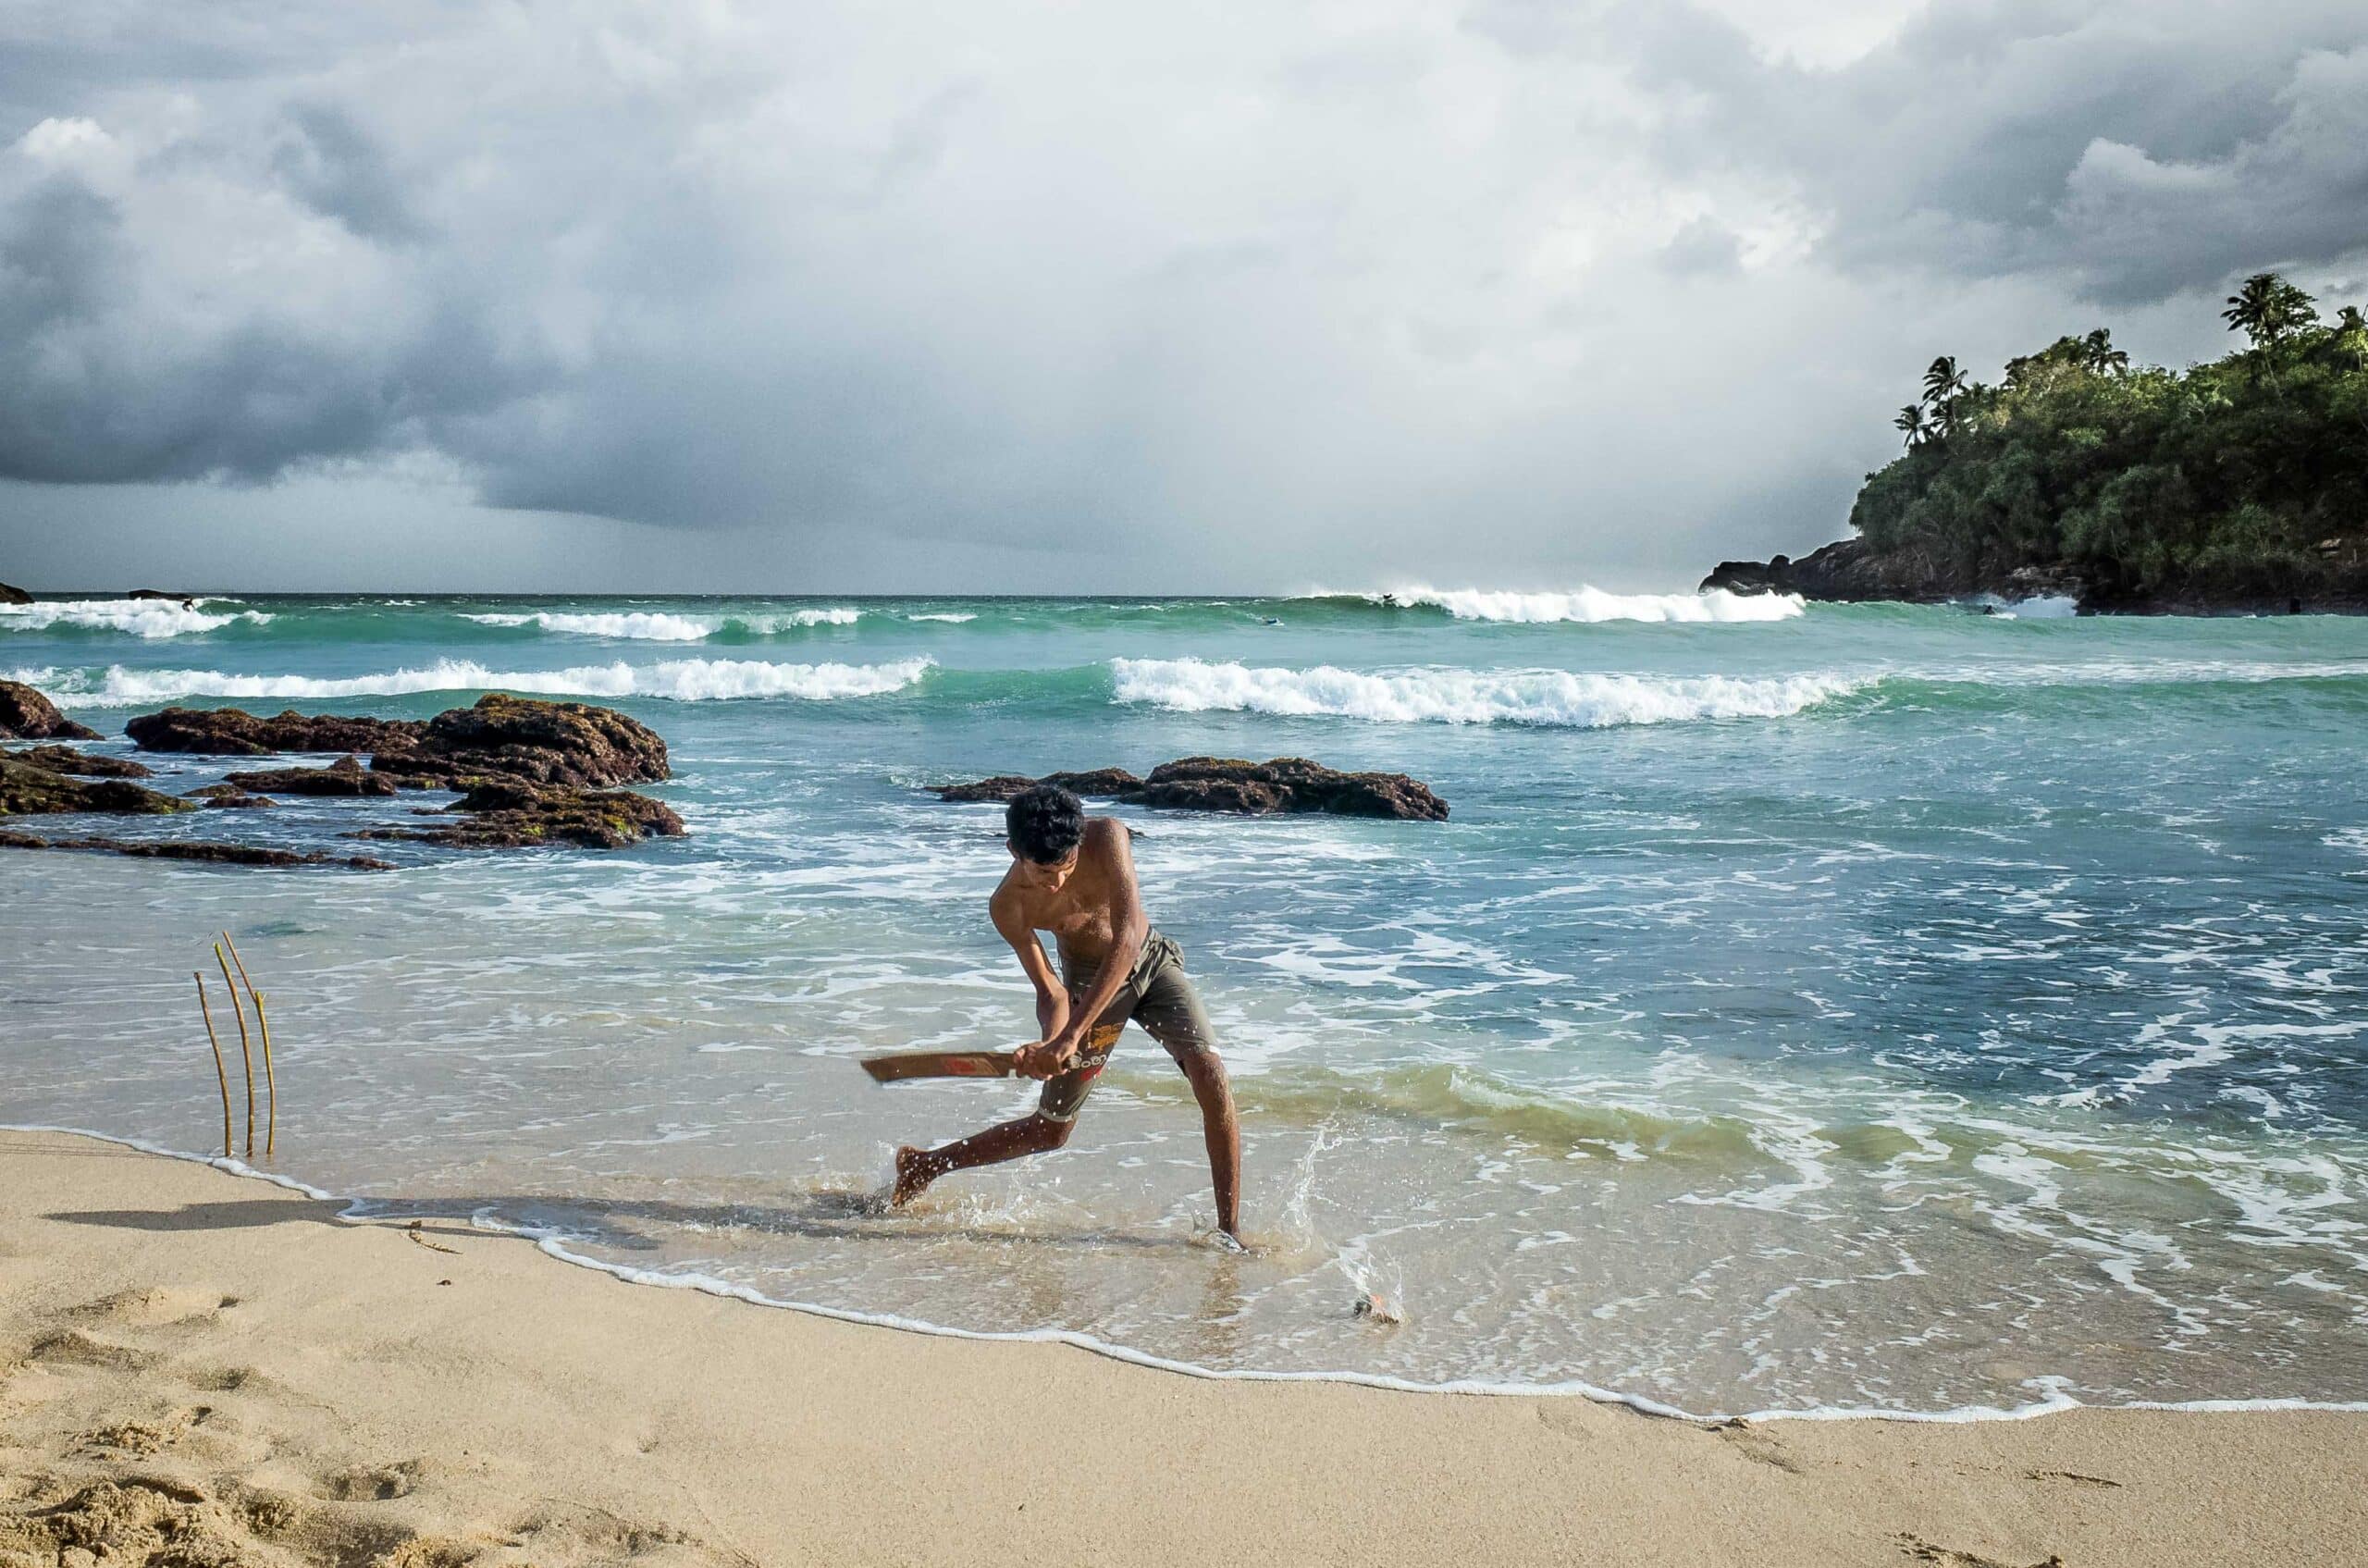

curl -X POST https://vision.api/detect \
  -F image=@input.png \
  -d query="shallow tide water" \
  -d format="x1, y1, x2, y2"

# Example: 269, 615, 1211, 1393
6, 587, 2366, 1418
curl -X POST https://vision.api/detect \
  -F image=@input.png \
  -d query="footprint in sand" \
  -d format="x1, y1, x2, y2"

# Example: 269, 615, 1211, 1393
78, 1404, 214, 1456
1896, 1532, 2066, 1567
21, 1329, 163, 1372
1712, 1420, 1805, 1475
318, 1459, 426, 1501
64, 1286, 228, 1328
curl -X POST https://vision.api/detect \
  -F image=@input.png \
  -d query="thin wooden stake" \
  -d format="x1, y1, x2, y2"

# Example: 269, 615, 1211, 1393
215, 945, 254, 1158
251, 991, 276, 1159
195, 971, 232, 1158
221, 932, 276, 1159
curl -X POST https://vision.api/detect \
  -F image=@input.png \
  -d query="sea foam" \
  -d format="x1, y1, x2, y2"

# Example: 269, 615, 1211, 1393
17, 656, 933, 705
1335, 586, 1805, 623
0, 599, 271, 638
1109, 658, 1860, 727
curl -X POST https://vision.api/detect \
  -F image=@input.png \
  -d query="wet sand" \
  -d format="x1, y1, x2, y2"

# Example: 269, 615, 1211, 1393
2, 1128, 2362, 1567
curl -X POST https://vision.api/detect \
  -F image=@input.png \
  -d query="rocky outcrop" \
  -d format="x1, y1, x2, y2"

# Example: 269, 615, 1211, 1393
223, 754, 400, 797
125, 695, 669, 790
126, 588, 197, 605
6, 746, 154, 779
370, 694, 672, 789
352, 779, 684, 849
184, 784, 277, 809
0, 830, 390, 870
931, 757, 1449, 821
126, 707, 427, 757
108, 694, 681, 854
0, 580, 30, 606
1140, 758, 1449, 819
1699, 537, 2091, 607
1, 756, 194, 817
0, 681, 101, 742
933, 768, 1147, 804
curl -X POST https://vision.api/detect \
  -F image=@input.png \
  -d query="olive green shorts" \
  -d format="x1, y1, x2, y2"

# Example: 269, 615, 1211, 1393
1039, 931, 1217, 1123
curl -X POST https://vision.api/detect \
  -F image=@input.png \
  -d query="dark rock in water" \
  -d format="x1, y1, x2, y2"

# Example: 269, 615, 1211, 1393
0, 680, 102, 742
183, 784, 276, 809
370, 694, 672, 789
0, 580, 31, 606
1, 756, 193, 817
931, 757, 1448, 821
1700, 537, 2090, 608
128, 695, 667, 792
352, 779, 684, 849
7, 745, 154, 779
224, 753, 400, 797
126, 706, 428, 757
126, 588, 197, 606
932, 774, 1040, 804
1141, 757, 1449, 820
931, 768, 1145, 804
0, 830, 390, 870
110, 693, 680, 855
1045, 768, 1146, 797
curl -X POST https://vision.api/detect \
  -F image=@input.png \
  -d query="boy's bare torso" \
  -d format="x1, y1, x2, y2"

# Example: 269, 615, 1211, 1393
990, 817, 1128, 973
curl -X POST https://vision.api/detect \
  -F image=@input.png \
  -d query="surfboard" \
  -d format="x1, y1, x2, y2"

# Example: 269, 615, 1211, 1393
859, 1049, 1019, 1084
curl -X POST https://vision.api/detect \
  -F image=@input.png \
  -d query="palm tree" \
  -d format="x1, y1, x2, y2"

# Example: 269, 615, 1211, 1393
1922, 355, 1967, 407
2081, 328, 2128, 376
2223, 272, 2318, 349
1894, 403, 1928, 449
2332, 305, 2368, 369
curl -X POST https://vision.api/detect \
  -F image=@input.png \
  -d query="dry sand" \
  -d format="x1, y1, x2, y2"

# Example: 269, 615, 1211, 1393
2, 1129, 2362, 1568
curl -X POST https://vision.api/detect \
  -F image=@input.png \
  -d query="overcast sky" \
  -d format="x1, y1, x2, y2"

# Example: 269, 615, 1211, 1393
2, 1, 2362, 592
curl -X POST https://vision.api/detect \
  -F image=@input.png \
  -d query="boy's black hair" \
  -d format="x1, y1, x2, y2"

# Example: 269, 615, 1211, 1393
1006, 783, 1087, 863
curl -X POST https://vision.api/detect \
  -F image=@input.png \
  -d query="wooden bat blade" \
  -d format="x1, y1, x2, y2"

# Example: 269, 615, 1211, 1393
860, 1049, 1019, 1084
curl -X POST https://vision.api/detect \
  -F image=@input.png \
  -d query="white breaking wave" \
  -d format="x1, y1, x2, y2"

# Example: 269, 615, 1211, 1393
18, 656, 934, 706
462, 607, 862, 639
745, 608, 863, 630
1338, 586, 1804, 624
464, 611, 715, 640
1109, 658, 1861, 728
906, 611, 977, 623
1969, 594, 2080, 620
0, 598, 272, 638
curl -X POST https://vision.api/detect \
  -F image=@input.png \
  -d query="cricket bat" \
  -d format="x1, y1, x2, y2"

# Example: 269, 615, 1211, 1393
859, 1048, 1020, 1084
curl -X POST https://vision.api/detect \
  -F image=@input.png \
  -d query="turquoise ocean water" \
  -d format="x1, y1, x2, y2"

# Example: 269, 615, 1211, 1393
5, 586, 2366, 1418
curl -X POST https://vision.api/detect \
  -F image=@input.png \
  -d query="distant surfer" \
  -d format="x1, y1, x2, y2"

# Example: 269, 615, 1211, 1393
891, 784, 1244, 1243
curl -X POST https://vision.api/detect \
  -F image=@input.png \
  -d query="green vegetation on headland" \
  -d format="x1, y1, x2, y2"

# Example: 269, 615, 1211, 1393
1705, 274, 2368, 611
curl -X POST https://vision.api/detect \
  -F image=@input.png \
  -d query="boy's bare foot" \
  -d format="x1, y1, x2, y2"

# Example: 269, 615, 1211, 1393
891, 1145, 936, 1207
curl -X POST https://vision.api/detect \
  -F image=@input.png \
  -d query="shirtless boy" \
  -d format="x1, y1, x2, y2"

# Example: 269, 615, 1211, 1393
891, 783, 1243, 1241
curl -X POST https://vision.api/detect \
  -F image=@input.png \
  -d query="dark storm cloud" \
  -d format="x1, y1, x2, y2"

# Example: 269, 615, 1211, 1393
0, 0, 2362, 587
1622, 0, 2368, 302
272, 105, 427, 244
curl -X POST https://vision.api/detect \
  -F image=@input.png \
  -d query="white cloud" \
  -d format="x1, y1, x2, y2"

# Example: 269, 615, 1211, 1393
17, 115, 113, 165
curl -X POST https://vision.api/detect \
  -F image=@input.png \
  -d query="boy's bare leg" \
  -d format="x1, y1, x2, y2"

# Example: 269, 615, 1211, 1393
1176, 1048, 1242, 1240
893, 1112, 1072, 1206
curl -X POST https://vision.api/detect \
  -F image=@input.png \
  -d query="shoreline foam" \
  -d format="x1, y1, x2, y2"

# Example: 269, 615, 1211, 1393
18, 1122, 2363, 1429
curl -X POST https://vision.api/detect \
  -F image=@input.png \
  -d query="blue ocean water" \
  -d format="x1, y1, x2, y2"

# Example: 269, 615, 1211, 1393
5, 586, 2366, 1417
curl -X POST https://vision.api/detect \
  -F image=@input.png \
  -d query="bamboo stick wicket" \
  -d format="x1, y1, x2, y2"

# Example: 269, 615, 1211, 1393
194, 971, 232, 1158
221, 932, 276, 1158
215, 945, 254, 1158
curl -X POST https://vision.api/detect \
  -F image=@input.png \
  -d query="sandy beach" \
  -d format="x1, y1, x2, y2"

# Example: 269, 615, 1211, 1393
0, 1130, 2359, 1567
